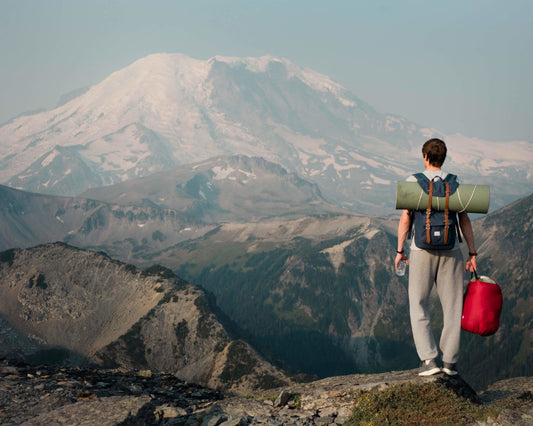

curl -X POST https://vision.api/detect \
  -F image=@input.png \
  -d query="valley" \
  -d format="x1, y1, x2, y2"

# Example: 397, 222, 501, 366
1, 182, 531, 390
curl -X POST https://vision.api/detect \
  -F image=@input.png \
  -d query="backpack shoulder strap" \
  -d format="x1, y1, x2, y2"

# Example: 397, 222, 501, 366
413, 172, 428, 183
443, 173, 459, 195
444, 181, 450, 243
444, 173, 458, 182
413, 173, 431, 194
407, 173, 428, 240
425, 179, 434, 244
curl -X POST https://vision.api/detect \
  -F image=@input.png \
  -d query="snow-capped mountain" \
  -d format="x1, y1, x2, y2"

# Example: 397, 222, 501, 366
0, 53, 531, 214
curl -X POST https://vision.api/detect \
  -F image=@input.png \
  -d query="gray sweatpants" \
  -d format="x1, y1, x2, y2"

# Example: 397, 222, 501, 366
408, 249, 465, 364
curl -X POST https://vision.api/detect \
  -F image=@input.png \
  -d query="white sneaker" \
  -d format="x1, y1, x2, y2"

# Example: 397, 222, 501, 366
442, 362, 458, 376
418, 359, 441, 376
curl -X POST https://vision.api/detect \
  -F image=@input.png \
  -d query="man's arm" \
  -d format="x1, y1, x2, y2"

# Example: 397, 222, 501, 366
459, 212, 477, 272
395, 210, 411, 269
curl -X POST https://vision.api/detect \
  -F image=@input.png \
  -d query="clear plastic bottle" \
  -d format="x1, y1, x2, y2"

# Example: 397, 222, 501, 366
396, 261, 407, 277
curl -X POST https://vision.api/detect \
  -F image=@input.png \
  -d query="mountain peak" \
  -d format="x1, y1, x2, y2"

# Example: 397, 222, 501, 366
207, 53, 357, 107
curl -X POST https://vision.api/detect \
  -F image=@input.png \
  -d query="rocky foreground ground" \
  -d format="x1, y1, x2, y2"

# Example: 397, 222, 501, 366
1, 359, 532, 425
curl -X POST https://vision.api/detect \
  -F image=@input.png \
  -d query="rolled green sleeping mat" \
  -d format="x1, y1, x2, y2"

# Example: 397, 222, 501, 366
395, 182, 490, 213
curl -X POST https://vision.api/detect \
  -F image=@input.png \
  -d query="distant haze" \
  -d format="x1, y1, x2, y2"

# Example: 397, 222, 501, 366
1, 1, 532, 142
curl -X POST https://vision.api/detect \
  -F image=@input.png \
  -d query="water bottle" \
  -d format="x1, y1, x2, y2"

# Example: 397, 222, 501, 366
396, 261, 407, 277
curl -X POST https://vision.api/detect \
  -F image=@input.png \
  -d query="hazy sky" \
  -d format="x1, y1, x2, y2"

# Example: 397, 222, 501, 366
1, 0, 531, 142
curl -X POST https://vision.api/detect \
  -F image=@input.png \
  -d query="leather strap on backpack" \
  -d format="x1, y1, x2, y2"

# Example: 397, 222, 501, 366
426, 180, 433, 244
444, 181, 450, 244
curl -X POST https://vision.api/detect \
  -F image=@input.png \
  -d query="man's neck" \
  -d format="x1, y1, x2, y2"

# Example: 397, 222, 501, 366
423, 156, 441, 171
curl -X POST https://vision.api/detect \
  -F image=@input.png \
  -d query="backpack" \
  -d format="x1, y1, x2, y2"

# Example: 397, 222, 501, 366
408, 173, 462, 250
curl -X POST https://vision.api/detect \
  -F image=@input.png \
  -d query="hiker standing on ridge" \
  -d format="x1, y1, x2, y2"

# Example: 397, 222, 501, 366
395, 138, 478, 377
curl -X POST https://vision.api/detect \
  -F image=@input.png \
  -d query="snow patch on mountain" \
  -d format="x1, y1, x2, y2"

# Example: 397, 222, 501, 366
84, 124, 151, 172
41, 150, 59, 167
211, 165, 257, 182
321, 239, 355, 272
444, 133, 533, 180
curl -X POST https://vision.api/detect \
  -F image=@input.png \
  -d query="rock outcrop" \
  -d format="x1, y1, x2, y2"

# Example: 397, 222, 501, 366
1, 360, 532, 425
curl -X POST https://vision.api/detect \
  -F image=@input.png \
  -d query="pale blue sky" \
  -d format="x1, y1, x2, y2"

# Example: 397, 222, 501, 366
1, 0, 531, 141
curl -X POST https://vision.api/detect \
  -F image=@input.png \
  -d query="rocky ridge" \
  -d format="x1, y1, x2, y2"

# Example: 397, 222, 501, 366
0, 243, 290, 394
1, 360, 532, 425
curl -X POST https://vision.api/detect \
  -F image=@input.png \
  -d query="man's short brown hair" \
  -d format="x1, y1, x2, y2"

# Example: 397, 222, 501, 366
422, 138, 447, 167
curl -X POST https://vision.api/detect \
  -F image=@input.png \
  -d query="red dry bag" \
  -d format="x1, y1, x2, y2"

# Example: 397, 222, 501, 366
461, 271, 502, 336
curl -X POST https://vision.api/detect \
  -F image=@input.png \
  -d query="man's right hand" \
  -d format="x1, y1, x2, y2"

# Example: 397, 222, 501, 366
395, 252, 408, 269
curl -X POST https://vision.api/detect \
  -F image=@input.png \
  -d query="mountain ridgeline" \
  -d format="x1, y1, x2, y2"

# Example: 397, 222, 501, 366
0, 243, 290, 393
0, 155, 347, 257
81, 155, 347, 223
153, 215, 414, 377
0, 181, 218, 256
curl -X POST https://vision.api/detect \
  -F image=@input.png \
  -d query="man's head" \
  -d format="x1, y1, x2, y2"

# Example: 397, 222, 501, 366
422, 138, 447, 167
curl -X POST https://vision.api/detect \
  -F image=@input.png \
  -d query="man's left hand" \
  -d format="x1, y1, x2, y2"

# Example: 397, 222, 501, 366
466, 255, 477, 272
